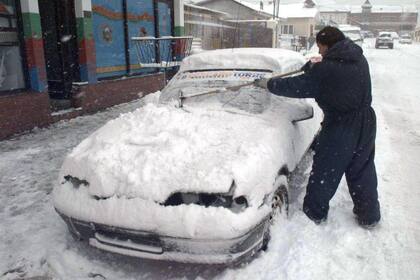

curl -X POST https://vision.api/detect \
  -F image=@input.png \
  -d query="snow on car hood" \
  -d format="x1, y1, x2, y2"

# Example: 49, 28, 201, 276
58, 101, 295, 206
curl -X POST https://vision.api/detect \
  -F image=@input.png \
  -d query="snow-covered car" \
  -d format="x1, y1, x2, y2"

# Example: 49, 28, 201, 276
343, 31, 364, 47
53, 48, 322, 264
399, 34, 413, 44
376, 32, 394, 49
339, 24, 363, 47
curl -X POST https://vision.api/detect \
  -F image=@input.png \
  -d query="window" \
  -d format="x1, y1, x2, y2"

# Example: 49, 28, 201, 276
282, 25, 294, 35
0, 0, 25, 92
92, 0, 174, 79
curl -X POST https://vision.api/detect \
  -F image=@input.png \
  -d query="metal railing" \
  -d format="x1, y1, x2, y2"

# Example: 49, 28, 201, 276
131, 36, 194, 69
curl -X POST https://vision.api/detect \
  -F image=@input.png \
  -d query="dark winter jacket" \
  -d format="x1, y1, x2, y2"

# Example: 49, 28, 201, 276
267, 39, 372, 122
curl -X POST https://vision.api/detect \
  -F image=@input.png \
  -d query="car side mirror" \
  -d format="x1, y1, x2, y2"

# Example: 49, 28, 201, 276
292, 106, 314, 124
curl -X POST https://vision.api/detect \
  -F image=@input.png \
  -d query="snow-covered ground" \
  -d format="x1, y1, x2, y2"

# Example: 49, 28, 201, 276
1, 40, 420, 279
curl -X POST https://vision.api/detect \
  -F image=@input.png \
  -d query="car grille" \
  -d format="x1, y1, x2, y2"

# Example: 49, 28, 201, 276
95, 225, 162, 248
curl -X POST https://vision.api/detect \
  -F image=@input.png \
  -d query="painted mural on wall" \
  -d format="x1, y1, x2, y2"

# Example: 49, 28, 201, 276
158, 1, 172, 63
92, 0, 155, 78
93, 0, 126, 78
127, 0, 155, 74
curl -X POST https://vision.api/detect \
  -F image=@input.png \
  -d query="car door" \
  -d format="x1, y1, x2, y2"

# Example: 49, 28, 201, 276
289, 98, 322, 162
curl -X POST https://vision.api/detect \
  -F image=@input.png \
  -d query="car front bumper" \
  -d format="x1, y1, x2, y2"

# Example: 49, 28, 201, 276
57, 210, 270, 264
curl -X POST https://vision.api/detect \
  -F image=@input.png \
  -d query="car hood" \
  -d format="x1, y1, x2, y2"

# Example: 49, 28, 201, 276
58, 102, 295, 206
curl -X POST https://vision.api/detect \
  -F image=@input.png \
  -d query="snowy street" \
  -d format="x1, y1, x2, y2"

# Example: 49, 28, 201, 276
1, 40, 420, 279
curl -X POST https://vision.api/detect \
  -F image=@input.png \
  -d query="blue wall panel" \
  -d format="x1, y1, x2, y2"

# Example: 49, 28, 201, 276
92, 0, 126, 78
127, 0, 156, 74
158, 2, 172, 63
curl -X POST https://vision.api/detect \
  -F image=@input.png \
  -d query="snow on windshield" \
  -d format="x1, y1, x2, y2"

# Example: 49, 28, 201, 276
159, 70, 272, 114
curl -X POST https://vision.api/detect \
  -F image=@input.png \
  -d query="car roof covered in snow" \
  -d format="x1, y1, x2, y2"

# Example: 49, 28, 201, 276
179, 48, 306, 73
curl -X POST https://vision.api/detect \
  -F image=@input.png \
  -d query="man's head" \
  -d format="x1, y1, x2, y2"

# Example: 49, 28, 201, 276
316, 26, 346, 56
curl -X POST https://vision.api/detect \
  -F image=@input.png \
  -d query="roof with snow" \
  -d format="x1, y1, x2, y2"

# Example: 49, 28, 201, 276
240, 1, 319, 19
361, 0, 372, 9
351, 5, 418, 14
318, 5, 350, 13
192, 0, 273, 18
184, 3, 230, 16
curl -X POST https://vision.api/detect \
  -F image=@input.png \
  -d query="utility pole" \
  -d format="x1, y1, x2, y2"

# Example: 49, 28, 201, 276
274, 0, 280, 48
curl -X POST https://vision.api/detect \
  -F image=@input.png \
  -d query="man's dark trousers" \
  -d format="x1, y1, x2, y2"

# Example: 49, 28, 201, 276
303, 107, 381, 224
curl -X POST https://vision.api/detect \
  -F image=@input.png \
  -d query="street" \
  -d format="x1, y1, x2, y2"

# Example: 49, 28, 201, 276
1, 40, 420, 279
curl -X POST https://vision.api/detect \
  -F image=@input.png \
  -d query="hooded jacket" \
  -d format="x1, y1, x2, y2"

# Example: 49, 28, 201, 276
267, 39, 372, 121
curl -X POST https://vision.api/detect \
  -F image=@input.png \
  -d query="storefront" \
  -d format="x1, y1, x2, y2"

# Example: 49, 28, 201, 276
0, 0, 26, 93
0, 0, 185, 140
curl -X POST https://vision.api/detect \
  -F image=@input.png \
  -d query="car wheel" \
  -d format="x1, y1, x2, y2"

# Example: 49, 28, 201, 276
390, 44, 394, 49
271, 185, 289, 219
262, 183, 289, 251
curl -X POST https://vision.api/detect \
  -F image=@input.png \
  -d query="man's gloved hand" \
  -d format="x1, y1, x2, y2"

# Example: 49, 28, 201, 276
301, 56, 323, 72
301, 61, 314, 72
253, 77, 269, 89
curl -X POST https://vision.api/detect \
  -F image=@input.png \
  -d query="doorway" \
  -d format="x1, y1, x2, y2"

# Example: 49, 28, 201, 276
39, 0, 79, 100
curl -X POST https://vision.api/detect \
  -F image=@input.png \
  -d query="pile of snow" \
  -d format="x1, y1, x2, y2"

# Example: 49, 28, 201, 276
180, 48, 306, 73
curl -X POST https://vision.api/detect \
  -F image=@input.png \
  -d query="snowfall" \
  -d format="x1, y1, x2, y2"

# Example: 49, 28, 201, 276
1, 39, 420, 279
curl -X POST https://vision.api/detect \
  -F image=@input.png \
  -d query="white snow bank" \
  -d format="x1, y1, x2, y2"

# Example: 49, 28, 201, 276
180, 48, 306, 73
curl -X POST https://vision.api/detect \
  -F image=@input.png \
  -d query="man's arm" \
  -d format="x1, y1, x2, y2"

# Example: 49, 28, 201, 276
267, 70, 321, 99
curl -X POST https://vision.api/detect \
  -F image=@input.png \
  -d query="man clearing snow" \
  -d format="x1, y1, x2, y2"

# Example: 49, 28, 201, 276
255, 26, 381, 227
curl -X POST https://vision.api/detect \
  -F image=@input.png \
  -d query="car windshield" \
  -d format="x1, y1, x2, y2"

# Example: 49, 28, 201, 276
379, 34, 391, 38
159, 70, 272, 114
402, 35, 411, 39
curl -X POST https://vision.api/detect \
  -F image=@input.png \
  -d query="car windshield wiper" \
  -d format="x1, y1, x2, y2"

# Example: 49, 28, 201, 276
177, 69, 303, 108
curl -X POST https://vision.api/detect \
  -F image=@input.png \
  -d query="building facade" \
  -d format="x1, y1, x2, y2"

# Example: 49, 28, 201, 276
196, 0, 272, 21
185, 3, 273, 49
0, 0, 185, 140
319, 6, 350, 26
349, 0, 418, 34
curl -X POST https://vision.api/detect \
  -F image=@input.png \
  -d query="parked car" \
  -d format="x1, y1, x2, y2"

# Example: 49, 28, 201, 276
53, 48, 322, 264
361, 30, 374, 38
390, 31, 400, 41
375, 32, 394, 49
343, 31, 364, 47
399, 34, 413, 44
339, 24, 363, 47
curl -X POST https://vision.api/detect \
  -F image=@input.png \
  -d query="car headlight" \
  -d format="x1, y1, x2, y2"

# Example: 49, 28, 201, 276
163, 181, 248, 213
63, 175, 89, 189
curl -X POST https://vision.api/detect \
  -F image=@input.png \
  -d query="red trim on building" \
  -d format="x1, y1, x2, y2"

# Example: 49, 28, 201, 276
0, 73, 165, 140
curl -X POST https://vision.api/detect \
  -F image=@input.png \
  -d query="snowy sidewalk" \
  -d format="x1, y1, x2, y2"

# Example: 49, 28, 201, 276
1, 41, 420, 279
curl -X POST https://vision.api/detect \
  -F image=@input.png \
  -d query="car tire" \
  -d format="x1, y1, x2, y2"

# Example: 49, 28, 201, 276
390, 44, 394, 49
262, 182, 289, 251
271, 184, 289, 218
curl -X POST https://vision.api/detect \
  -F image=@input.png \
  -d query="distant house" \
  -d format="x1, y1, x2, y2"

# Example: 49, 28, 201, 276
239, 0, 319, 38
191, 0, 278, 48
349, 0, 418, 34
277, 0, 319, 38
319, 5, 350, 26
193, 0, 272, 20
184, 3, 233, 50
